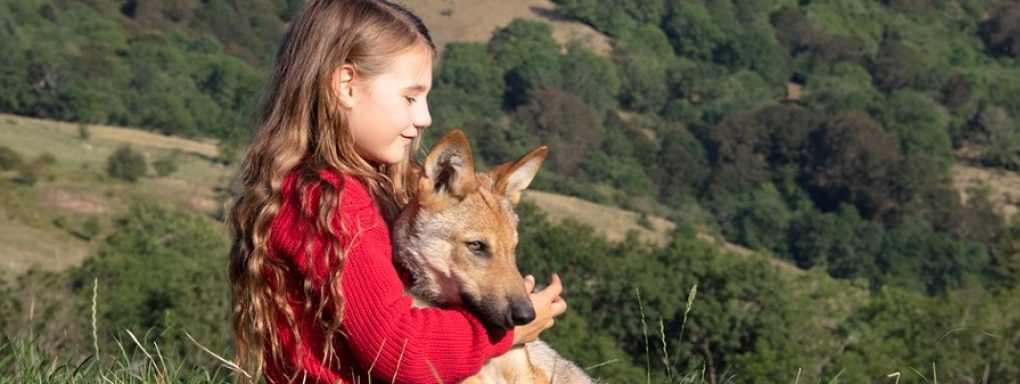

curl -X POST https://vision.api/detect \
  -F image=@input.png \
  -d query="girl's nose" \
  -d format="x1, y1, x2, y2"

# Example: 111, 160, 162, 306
414, 101, 432, 130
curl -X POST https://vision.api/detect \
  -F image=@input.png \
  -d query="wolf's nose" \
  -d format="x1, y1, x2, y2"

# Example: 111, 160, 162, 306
510, 304, 536, 326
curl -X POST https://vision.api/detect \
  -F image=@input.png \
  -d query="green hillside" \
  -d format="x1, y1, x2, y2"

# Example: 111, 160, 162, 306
5, 0, 1020, 382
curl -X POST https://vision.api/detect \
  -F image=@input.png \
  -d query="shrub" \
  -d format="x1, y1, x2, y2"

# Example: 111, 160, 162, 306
152, 151, 180, 177
106, 146, 147, 182
0, 146, 24, 171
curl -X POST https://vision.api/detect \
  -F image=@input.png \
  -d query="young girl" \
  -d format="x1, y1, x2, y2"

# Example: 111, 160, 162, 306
227, 0, 567, 383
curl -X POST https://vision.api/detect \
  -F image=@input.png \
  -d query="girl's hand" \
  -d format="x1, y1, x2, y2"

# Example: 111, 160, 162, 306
512, 274, 567, 345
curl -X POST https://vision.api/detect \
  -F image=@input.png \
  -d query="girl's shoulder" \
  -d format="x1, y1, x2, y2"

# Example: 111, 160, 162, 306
309, 168, 373, 210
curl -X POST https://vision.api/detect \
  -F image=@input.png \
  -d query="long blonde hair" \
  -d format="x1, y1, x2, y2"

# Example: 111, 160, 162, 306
227, 0, 434, 380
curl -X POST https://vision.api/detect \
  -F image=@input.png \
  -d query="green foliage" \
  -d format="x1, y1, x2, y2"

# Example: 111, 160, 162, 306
875, 90, 954, 169
787, 204, 884, 282
0, 0, 269, 140
800, 62, 884, 115
663, 1, 726, 62
551, 0, 665, 37
81, 216, 101, 240
0, 328, 234, 383
153, 150, 181, 178
973, 104, 1020, 169
979, 1, 1020, 58
15, 152, 56, 186
513, 88, 605, 175
612, 25, 673, 114
560, 44, 621, 112
106, 146, 148, 182
650, 126, 711, 207
488, 19, 563, 108
706, 104, 819, 194
5, 0, 1020, 380
808, 110, 902, 219
72, 202, 232, 366
880, 216, 989, 294
869, 39, 923, 93
0, 146, 24, 171
431, 42, 505, 129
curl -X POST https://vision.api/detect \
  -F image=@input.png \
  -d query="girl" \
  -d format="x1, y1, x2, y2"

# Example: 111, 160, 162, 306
227, 0, 567, 383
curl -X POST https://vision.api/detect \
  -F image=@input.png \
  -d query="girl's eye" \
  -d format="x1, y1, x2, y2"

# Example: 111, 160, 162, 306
406, 97, 417, 104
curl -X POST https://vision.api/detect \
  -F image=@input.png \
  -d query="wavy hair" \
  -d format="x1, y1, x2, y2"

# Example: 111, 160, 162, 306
227, 0, 434, 381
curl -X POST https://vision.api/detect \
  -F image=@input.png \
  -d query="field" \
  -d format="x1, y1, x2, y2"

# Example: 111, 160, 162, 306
4, 111, 1018, 278
0, 113, 675, 274
0, 114, 233, 274
409, 0, 611, 55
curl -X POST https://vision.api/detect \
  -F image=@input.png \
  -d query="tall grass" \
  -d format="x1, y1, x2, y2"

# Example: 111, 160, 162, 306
1, 279, 236, 384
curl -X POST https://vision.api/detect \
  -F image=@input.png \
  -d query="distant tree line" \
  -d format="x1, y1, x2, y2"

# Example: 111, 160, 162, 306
0, 0, 284, 151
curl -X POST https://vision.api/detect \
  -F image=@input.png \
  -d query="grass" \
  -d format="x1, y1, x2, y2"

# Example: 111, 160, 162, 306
0, 113, 234, 275
1, 279, 236, 384
0, 333, 235, 384
409, 0, 611, 56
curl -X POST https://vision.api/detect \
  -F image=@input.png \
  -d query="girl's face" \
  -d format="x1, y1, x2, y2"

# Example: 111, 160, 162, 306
343, 47, 433, 165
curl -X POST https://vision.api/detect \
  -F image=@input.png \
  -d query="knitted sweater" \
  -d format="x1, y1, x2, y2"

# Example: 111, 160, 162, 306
264, 169, 514, 383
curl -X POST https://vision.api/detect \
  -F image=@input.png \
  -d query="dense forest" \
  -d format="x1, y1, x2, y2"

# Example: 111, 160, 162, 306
3, 0, 1020, 382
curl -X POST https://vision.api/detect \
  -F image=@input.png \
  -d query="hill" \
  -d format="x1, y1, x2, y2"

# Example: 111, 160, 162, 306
0, 113, 232, 274
0, 113, 788, 275
15, 112, 1009, 280
409, 0, 611, 55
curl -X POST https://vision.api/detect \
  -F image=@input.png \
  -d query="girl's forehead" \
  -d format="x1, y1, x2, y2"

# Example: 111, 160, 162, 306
384, 47, 433, 82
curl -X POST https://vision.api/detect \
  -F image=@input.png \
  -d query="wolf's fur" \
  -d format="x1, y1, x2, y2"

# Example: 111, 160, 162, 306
393, 130, 594, 383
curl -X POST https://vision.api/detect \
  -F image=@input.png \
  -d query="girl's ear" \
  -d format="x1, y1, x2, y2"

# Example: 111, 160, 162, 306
334, 65, 357, 108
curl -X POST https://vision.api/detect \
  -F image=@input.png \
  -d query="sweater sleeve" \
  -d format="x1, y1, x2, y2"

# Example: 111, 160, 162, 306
336, 175, 514, 383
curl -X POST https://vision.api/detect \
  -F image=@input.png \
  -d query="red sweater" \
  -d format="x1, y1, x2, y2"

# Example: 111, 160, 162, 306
264, 169, 514, 383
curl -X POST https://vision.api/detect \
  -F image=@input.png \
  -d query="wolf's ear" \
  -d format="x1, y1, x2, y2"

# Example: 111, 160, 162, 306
422, 129, 477, 200
490, 145, 548, 206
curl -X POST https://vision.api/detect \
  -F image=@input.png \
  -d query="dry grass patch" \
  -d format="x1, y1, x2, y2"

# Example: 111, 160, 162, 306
0, 208, 90, 274
35, 186, 118, 215
952, 163, 1020, 220
522, 190, 675, 245
409, 0, 611, 56
1, 113, 219, 160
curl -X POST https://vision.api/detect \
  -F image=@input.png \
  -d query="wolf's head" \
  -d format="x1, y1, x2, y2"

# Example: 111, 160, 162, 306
393, 129, 547, 332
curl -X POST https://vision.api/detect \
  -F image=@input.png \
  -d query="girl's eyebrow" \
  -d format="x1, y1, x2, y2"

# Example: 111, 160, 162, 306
404, 85, 429, 93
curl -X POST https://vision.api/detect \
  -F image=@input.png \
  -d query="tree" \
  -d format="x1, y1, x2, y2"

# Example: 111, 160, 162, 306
770, 6, 826, 55
973, 104, 1020, 170
560, 43, 620, 112
808, 111, 902, 219
876, 90, 953, 169
979, 1, 1020, 58
663, 0, 725, 62
106, 146, 148, 182
786, 204, 884, 283
869, 39, 922, 93
652, 127, 711, 206
613, 27, 672, 113
551, 0, 666, 37
705, 104, 818, 195
939, 72, 972, 109
513, 89, 605, 175
487, 19, 563, 108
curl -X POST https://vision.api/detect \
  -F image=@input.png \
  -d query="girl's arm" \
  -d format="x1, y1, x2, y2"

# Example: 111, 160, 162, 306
337, 182, 514, 383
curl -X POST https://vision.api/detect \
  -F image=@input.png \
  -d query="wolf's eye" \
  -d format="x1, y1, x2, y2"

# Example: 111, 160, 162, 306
466, 241, 490, 257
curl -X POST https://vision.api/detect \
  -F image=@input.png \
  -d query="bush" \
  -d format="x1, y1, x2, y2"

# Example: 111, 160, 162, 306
106, 146, 147, 182
152, 151, 180, 177
0, 146, 24, 171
